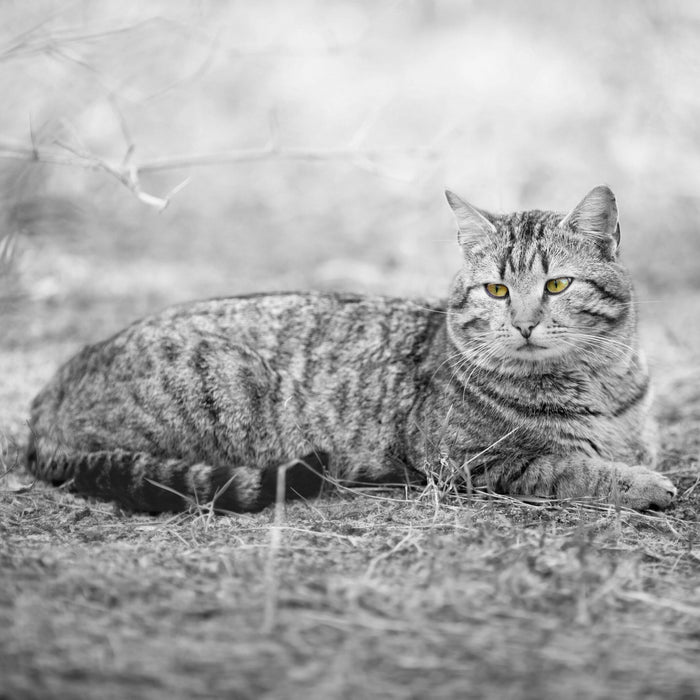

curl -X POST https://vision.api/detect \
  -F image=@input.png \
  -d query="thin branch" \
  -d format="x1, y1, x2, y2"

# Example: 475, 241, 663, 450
141, 28, 222, 104
0, 3, 423, 209
0, 15, 211, 62
0, 137, 438, 210
53, 139, 186, 211
138, 144, 438, 172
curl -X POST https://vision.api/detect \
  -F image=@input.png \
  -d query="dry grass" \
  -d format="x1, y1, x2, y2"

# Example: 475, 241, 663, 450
3, 466, 700, 699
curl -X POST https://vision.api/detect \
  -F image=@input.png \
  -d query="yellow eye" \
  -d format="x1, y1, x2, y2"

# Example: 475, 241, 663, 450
485, 283, 509, 298
545, 277, 572, 294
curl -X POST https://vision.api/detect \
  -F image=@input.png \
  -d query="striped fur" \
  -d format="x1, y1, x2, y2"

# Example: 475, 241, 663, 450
26, 186, 676, 512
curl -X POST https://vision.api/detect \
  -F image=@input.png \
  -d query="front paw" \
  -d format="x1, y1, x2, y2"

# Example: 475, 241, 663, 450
618, 470, 677, 511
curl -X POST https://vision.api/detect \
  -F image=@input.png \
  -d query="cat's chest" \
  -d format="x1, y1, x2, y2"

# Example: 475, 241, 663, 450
432, 366, 649, 461
517, 368, 653, 458
469, 367, 609, 426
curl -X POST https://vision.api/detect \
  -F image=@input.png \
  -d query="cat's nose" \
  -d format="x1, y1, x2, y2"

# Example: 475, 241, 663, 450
513, 320, 538, 339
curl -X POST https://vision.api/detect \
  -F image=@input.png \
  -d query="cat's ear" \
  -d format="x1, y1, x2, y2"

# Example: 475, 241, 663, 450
445, 190, 497, 246
559, 185, 620, 253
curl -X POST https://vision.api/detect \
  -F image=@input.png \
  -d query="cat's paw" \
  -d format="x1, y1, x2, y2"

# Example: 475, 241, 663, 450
618, 469, 677, 511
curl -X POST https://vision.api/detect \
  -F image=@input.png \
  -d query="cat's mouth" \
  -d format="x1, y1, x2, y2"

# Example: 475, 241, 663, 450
513, 341, 558, 361
517, 342, 547, 352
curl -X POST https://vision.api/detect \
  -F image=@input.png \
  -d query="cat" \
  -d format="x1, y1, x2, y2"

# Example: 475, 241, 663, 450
26, 185, 677, 513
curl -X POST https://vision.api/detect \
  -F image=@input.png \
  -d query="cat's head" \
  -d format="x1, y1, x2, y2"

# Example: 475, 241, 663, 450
445, 185, 634, 367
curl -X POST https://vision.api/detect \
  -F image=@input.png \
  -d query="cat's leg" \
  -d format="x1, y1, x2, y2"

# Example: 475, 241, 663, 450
491, 455, 676, 510
26, 442, 328, 513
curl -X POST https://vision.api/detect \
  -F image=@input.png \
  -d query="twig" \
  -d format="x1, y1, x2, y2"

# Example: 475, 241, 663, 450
363, 529, 418, 580
619, 590, 700, 618
136, 144, 438, 172
0, 231, 17, 268
0, 16, 209, 62
0, 138, 438, 210
53, 139, 190, 211
262, 460, 293, 633
682, 472, 700, 498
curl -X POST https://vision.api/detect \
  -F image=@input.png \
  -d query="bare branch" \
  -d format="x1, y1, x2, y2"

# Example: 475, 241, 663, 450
0, 136, 438, 210
52, 139, 179, 212
0, 230, 17, 267
0, 3, 426, 208
137, 144, 438, 172
0, 15, 212, 62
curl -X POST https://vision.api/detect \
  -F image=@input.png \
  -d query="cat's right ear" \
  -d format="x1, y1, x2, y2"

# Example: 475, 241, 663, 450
559, 185, 620, 255
445, 190, 497, 246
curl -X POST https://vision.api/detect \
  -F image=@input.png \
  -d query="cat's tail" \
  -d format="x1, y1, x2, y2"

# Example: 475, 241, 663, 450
25, 436, 328, 513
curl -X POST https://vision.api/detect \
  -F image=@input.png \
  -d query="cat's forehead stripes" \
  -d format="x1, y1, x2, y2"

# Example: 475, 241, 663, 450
496, 210, 560, 279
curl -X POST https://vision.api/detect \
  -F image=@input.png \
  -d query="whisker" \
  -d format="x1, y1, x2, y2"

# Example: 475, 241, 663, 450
409, 303, 450, 316
573, 333, 638, 356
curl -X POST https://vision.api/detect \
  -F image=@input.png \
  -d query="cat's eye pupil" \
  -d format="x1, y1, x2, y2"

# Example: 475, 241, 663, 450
545, 277, 571, 294
485, 283, 508, 298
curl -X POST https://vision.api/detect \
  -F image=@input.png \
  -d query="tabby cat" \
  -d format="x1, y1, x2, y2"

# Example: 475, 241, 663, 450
26, 186, 677, 512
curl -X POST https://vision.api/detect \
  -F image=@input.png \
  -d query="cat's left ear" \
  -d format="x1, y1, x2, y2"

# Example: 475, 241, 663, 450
559, 185, 620, 255
445, 190, 497, 247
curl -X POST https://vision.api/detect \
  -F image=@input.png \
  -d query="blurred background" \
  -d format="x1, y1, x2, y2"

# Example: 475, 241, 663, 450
1, 0, 699, 351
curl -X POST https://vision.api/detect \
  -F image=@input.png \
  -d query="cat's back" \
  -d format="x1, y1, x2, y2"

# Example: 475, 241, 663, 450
31, 291, 446, 432
61, 290, 444, 370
